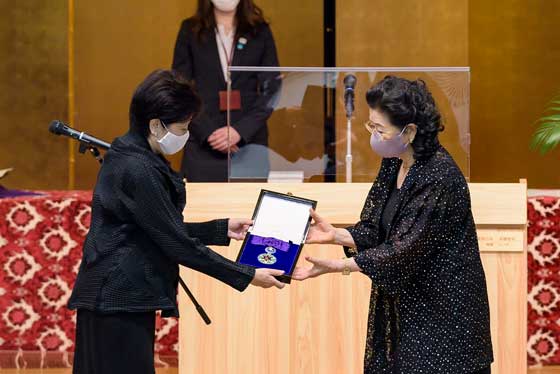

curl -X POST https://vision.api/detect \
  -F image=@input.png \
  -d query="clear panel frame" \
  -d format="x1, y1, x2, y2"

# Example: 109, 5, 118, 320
226, 67, 470, 183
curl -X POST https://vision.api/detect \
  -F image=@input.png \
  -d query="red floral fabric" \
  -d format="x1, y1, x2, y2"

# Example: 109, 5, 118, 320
0, 191, 178, 368
528, 195, 560, 365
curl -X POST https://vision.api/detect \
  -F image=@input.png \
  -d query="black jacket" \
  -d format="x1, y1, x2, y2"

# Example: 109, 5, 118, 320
346, 146, 493, 373
68, 131, 255, 317
172, 18, 280, 181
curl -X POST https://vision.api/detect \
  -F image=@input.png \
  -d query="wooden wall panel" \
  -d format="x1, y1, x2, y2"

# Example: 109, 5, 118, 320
179, 242, 372, 374
73, 1, 196, 189
258, 0, 323, 67
481, 250, 528, 373
468, 0, 560, 188
336, 0, 469, 67
0, 1, 68, 189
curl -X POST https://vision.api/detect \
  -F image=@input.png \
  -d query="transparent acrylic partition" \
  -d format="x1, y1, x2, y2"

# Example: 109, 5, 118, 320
226, 67, 470, 183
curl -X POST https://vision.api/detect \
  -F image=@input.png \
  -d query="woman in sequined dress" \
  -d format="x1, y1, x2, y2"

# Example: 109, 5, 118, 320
293, 76, 493, 374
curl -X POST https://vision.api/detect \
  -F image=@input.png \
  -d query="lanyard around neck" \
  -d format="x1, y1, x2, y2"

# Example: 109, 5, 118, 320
215, 27, 235, 67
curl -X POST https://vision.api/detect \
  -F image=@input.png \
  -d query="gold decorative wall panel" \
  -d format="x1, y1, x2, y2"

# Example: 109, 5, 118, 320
0, 1, 68, 189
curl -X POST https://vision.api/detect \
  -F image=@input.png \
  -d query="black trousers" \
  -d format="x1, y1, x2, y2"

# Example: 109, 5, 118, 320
73, 309, 156, 374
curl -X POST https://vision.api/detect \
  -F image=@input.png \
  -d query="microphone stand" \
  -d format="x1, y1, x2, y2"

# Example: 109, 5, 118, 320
79, 142, 104, 164
60, 127, 212, 325
343, 75, 357, 183
346, 116, 352, 183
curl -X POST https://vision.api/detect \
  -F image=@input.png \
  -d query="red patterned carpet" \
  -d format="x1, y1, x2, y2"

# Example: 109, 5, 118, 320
528, 195, 560, 365
0, 191, 177, 369
1, 191, 560, 368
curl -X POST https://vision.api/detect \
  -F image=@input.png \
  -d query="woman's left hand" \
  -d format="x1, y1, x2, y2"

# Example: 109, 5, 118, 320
228, 218, 253, 240
292, 256, 341, 280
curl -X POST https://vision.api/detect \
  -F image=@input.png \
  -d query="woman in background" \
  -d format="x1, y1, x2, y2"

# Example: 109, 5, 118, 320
172, 0, 280, 181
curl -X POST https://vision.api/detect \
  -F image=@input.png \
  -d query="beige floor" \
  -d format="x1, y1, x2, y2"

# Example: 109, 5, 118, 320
0, 368, 557, 374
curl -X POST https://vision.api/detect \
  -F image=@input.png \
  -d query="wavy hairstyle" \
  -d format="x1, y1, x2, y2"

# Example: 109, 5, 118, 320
366, 75, 444, 160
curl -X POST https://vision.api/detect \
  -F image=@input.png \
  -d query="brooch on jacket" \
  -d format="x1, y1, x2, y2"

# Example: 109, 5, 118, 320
237, 37, 247, 50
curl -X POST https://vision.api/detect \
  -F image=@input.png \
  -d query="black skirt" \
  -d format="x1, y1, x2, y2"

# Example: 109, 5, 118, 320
73, 309, 156, 374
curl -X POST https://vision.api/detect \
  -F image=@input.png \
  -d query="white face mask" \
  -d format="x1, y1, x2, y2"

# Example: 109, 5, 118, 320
155, 121, 190, 155
211, 0, 240, 12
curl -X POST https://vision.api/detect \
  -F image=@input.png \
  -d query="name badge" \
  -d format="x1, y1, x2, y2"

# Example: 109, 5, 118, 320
219, 90, 241, 111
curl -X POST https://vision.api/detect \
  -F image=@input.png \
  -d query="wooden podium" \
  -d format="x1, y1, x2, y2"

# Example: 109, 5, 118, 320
179, 182, 527, 374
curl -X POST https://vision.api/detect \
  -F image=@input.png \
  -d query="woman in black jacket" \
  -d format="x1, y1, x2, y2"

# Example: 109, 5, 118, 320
172, 0, 280, 182
68, 69, 284, 374
293, 76, 493, 374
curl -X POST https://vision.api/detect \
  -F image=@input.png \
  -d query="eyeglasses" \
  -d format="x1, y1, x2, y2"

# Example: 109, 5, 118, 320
364, 120, 407, 138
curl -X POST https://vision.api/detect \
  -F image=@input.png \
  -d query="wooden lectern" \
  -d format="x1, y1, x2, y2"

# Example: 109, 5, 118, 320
179, 181, 527, 374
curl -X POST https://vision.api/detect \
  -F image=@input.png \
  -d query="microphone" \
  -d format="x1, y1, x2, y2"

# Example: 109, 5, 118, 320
343, 74, 357, 119
49, 120, 111, 150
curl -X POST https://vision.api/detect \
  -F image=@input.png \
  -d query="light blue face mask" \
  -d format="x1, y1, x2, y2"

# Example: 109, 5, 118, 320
157, 121, 190, 155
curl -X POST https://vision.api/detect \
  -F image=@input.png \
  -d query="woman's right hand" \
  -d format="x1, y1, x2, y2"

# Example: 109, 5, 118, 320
305, 209, 336, 244
251, 269, 286, 289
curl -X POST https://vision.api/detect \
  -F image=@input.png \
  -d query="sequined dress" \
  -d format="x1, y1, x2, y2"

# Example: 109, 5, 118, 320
344, 146, 493, 373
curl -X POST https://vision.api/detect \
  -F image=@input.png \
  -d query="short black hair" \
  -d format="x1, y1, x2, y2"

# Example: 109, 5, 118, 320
129, 69, 202, 136
366, 75, 444, 160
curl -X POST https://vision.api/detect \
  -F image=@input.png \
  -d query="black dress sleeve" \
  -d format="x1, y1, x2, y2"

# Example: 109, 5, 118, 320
353, 182, 462, 296
184, 219, 231, 246
122, 163, 255, 292
171, 20, 217, 144
343, 164, 392, 258
344, 222, 377, 258
172, 20, 193, 80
